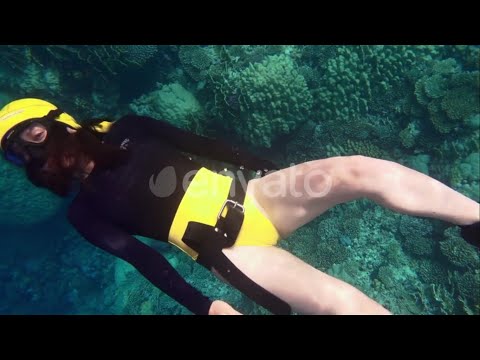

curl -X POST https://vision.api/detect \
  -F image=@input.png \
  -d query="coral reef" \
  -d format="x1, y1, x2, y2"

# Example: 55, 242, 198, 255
210, 54, 313, 147
411, 58, 479, 134
449, 152, 480, 202
178, 46, 215, 82
1, 45, 479, 315
313, 46, 439, 123
0, 159, 63, 226
399, 121, 421, 149
456, 270, 480, 304
415, 259, 448, 284
130, 82, 205, 132
325, 139, 390, 159
440, 227, 480, 270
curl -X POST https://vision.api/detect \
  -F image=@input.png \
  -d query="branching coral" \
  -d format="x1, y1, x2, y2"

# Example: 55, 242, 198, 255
130, 82, 205, 132
376, 266, 398, 289
456, 270, 480, 303
444, 45, 480, 71
399, 215, 433, 238
412, 58, 480, 134
429, 283, 457, 315
406, 154, 431, 175
315, 45, 438, 124
415, 259, 448, 284
211, 54, 312, 147
178, 46, 215, 82
1, 45, 159, 81
2, 63, 62, 97
399, 121, 421, 149
316, 217, 342, 240
440, 227, 480, 270
316, 239, 349, 271
403, 236, 436, 257
216, 45, 289, 70
398, 216, 435, 257
117, 45, 159, 67
342, 217, 361, 241
325, 139, 389, 159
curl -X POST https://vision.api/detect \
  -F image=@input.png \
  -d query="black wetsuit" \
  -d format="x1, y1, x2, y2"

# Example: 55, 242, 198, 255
67, 115, 276, 315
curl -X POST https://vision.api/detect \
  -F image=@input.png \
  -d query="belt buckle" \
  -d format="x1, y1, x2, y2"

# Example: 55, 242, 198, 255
217, 199, 245, 220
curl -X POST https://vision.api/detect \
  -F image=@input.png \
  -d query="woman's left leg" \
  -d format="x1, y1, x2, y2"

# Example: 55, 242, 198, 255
246, 156, 479, 238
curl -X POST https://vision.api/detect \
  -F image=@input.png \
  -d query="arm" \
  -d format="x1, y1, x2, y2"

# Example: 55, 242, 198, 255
119, 115, 278, 172
67, 199, 213, 315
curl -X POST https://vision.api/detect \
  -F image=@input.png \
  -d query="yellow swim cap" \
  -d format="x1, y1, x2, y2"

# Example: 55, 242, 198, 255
0, 98, 80, 150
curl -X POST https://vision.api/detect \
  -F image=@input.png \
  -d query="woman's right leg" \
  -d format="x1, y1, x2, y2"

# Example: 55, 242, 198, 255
219, 245, 391, 315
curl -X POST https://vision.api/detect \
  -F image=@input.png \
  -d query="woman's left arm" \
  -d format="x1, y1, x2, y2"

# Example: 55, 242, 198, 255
118, 115, 279, 172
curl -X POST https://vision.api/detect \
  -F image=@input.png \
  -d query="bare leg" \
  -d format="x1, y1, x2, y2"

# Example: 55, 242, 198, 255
219, 245, 391, 315
222, 156, 478, 314
247, 156, 480, 238
359, 156, 480, 226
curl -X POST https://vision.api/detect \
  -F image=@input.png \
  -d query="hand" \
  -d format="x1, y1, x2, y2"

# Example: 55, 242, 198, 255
255, 161, 279, 178
255, 169, 268, 178
208, 300, 243, 315
241, 154, 279, 176
259, 159, 279, 172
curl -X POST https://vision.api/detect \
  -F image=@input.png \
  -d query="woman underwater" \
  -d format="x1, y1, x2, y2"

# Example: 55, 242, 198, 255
1, 99, 478, 315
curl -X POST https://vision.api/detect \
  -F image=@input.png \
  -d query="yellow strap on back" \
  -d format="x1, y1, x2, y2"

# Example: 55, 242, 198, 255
167, 167, 281, 259
168, 167, 233, 259
91, 121, 114, 133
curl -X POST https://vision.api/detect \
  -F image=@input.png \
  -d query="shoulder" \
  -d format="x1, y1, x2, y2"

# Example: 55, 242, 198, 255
111, 115, 178, 133
106, 115, 140, 136
104, 114, 162, 147
100, 115, 139, 148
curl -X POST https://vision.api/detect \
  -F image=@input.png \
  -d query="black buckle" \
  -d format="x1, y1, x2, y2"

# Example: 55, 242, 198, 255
217, 199, 245, 220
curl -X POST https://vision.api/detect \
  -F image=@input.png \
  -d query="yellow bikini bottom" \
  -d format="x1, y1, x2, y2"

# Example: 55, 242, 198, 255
168, 167, 280, 260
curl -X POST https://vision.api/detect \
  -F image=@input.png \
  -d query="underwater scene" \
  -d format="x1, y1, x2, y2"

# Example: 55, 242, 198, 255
0, 45, 478, 315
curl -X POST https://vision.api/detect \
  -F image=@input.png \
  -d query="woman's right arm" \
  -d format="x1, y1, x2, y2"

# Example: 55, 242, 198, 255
67, 197, 214, 315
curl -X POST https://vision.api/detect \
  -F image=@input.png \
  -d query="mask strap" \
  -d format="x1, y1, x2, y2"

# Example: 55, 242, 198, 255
42, 108, 64, 120
4, 150, 26, 167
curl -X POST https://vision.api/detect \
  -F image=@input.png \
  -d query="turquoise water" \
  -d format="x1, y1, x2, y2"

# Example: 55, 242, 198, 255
0, 45, 478, 314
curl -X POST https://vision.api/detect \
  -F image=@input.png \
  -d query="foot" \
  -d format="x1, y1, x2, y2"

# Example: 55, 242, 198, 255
460, 221, 480, 248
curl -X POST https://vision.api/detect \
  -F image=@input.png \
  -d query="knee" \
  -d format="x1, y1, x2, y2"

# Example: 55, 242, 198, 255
320, 284, 360, 315
344, 155, 399, 197
324, 283, 391, 315
319, 155, 374, 198
302, 281, 360, 315
346, 155, 382, 179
